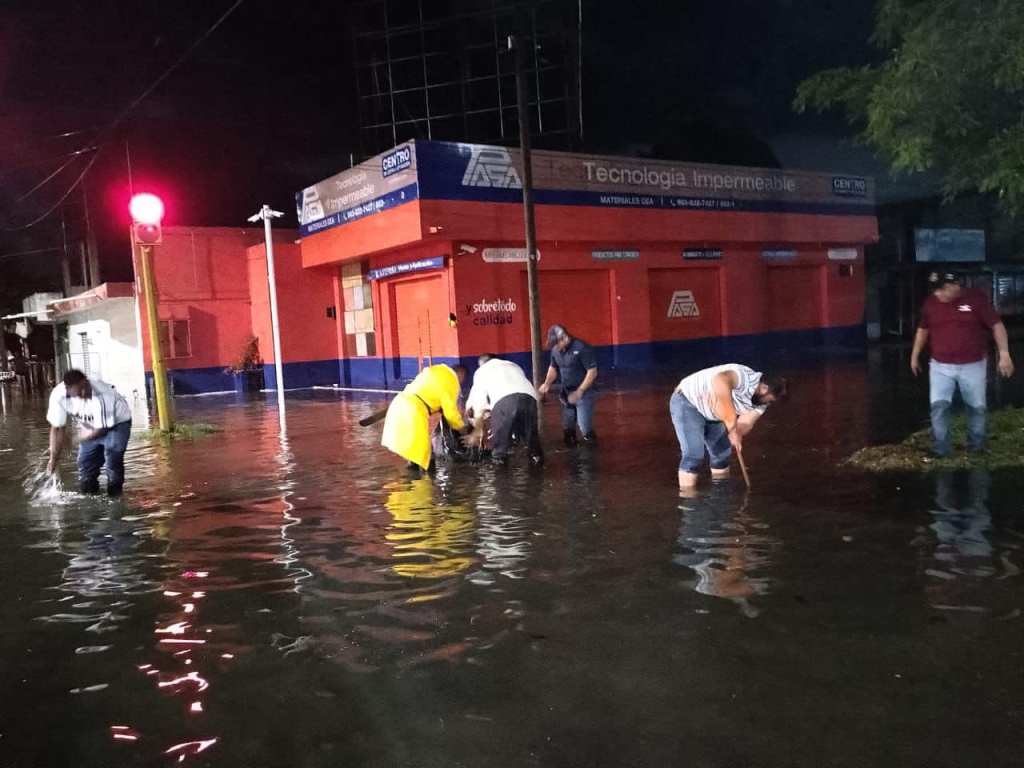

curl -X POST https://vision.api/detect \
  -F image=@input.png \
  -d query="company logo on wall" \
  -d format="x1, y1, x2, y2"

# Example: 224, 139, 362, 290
667, 290, 700, 319
299, 187, 325, 224
462, 147, 522, 189
466, 297, 518, 326
382, 145, 412, 178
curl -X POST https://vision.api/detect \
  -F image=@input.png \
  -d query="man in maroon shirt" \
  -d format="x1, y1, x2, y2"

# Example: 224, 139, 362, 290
910, 272, 1015, 456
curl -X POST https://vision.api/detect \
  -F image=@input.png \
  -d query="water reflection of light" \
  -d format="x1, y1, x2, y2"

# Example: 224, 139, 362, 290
384, 477, 476, 584
166, 738, 217, 757
673, 492, 780, 618
155, 621, 190, 634
470, 472, 532, 585
142, 566, 220, 761
275, 436, 315, 592
158, 671, 210, 692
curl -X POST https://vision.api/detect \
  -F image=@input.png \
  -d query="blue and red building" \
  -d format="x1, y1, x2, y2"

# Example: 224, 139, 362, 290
137, 141, 878, 393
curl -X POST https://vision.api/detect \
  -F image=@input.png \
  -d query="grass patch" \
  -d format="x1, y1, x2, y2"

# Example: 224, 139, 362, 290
143, 423, 221, 441
846, 407, 1024, 473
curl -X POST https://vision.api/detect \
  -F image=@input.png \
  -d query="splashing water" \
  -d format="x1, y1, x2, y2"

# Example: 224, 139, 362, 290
23, 465, 70, 505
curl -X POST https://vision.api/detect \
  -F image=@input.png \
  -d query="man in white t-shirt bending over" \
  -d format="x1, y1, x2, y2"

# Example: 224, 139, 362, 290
46, 369, 134, 496
465, 354, 543, 466
671, 364, 788, 489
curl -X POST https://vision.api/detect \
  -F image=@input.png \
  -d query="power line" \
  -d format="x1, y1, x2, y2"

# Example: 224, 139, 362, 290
0, 153, 100, 232
0, 0, 249, 232
0, 245, 64, 261
99, 0, 249, 138
0, 126, 101, 158
0, 145, 100, 180
14, 156, 80, 203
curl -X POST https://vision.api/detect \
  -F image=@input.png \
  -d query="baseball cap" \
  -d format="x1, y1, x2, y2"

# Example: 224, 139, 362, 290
546, 324, 568, 347
928, 271, 960, 288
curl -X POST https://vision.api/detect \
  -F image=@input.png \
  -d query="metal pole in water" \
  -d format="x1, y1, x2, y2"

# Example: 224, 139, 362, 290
249, 205, 286, 433
139, 243, 174, 432
509, 33, 544, 389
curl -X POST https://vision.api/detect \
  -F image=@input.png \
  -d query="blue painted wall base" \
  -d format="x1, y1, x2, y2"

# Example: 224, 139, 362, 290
148, 325, 866, 394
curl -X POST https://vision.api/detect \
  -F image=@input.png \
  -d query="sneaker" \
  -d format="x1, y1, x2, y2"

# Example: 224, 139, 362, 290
530, 453, 545, 467
563, 430, 578, 448
582, 431, 598, 444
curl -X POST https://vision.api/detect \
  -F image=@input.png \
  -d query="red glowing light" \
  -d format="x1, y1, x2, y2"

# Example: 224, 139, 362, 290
129, 193, 164, 225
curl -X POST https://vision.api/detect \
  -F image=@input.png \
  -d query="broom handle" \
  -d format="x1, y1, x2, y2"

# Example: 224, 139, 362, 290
737, 449, 752, 489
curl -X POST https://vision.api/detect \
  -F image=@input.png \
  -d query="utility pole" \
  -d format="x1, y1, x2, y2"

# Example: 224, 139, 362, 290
509, 33, 544, 388
130, 193, 173, 432
248, 205, 286, 433
137, 241, 173, 431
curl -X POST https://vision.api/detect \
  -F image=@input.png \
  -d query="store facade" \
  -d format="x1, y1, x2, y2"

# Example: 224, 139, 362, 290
296, 140, 878, 388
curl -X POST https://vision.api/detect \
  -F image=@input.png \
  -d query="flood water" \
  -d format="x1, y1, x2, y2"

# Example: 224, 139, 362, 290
2, 347, 1023, 767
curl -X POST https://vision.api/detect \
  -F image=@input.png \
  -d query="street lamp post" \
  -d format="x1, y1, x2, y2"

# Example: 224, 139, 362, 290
130, 193, 173, 432
248, 205, 286, 433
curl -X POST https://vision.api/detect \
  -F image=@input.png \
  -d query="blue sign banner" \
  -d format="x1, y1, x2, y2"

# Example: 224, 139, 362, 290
382, 145, 413, 178
914, 228, 985, 263
414, 141, 876, 217
297, 183, 418, 237
367, 256, 445, 281
297, 140, 876, 241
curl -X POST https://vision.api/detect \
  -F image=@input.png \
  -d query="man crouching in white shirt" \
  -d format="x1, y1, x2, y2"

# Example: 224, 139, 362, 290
671, 364, 788, 489
465, 354, 544, 467
46, 369, 134, 496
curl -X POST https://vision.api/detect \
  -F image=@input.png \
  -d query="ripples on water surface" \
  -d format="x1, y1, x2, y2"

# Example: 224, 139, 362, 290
2, 356, 1024, 767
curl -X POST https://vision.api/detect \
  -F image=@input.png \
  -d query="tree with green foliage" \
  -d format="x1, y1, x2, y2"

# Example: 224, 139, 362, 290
794, 0, 1024, 214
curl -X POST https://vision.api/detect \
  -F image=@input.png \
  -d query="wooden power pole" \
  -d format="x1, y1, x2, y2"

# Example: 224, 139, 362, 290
509, 33, 544, 388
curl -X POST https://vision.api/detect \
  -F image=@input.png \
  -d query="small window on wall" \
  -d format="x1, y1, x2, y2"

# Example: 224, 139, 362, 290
158, 319, 192, 358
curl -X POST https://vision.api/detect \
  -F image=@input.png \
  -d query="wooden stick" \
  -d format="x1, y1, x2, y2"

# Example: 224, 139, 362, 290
737, 449, 752, 489
426, 309, 433, 365
358, 407, 389, 427
417, 317, 423, 372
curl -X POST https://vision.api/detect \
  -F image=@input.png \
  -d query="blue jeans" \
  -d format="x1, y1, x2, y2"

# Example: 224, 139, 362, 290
561, 387, 596, 435
929, 359, 986, 455
78, 421, 132, 496
670, 392, 731, 472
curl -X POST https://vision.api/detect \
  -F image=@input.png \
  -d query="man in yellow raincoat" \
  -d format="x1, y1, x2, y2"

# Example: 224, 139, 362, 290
381, 364, 469, 471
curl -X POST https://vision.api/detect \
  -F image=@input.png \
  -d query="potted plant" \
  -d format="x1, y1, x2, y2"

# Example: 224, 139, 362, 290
225, 337, 264, 394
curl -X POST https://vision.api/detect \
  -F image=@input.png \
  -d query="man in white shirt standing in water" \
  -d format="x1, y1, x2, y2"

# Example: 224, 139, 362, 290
46, 369, 134, 497
671, 364, 788, 489
465, 354, 543, 466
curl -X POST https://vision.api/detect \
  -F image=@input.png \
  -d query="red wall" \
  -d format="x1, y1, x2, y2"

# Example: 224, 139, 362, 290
369, 241, 460, 363
248, 241, 337, 364
297, 195, 874, 372
418, 199, 877, 249
135, 227, 265, 371
301, 201, 424, 269
450, 243, 866, 357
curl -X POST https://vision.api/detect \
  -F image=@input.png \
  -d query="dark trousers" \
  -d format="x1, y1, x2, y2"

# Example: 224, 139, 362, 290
489, 394, 542, 460
78, 421, 132, 496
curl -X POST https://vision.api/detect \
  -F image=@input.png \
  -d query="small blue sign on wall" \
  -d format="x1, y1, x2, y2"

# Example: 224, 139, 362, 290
367, 256, 445, 281
761, 249, 797, 261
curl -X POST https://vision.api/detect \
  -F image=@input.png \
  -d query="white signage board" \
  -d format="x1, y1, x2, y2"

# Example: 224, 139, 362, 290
481, 248, 541, 263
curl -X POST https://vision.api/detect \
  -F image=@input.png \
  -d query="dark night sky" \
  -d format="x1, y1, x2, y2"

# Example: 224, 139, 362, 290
0, 0, 877, 311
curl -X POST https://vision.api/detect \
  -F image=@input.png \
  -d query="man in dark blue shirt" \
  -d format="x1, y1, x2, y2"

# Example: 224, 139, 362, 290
538, 324, 599, 446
